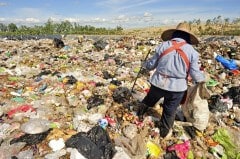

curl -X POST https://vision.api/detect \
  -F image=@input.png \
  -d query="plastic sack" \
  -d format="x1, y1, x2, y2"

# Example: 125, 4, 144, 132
65, 126, 116, 159
215, 55, 239, 70
10, 129, 52, 146
182, 83, 210, 131
93, 40, 108, 51
167, 140, 191, 159
212, 128, 240, 159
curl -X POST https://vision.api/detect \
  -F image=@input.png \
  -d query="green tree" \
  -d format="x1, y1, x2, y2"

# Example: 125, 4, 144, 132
116, 26, 123, 31
44, 19, 55, 34
8, 23, 18, 32
57, 20, 73, 34
0, 23, 7, 32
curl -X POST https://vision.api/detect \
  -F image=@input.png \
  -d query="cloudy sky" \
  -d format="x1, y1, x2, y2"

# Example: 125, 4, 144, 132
0, 0, 239, 28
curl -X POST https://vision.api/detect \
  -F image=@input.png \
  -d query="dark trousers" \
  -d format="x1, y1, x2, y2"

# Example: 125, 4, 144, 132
142, 85, 185, 137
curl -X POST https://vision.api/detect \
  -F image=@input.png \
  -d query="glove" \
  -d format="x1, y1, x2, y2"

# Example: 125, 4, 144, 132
213, 52, 218, 58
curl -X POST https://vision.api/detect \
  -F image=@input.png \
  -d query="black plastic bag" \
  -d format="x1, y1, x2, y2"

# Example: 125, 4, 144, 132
163, 151, 178, 159
53, 38, 64, 48
66, 132, 104, 159
93, 40, 108, 51
112, 87, 132, 103
102, 71, 114, 79
183, 126, 197, 139
110, 79, 121, 86
66, 126, 116, 159
64, 75, 77, 85
10, 129, 52, 146
208, 95, 228, 113
87, 95, 104, 110
223, 86, 240, 104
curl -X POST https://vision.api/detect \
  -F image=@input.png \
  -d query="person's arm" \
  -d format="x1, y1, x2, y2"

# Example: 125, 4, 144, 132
189, 51, 205, 83
143, 43, 164, 70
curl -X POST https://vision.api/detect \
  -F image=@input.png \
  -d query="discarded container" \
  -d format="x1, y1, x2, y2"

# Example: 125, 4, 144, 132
98, 118, 108, 129
146, 141, 162, 158
48, 138, 65, 151
21, 118, 51, 134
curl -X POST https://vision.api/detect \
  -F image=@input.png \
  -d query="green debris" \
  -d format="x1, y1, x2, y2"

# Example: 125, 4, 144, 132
0, 67, 5, 73
5, 51, 11, 57
11, 97, 25, 103
212, 128, 239, 159
206, 79, 218, 87
133, 67, 140, 73
8, 76, 19, 81
187, 150, 194, 159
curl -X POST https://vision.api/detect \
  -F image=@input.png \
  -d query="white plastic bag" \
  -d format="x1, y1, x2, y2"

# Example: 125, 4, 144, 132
182, 83, 210, 131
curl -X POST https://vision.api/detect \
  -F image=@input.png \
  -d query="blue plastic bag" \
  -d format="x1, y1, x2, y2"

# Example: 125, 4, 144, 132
215, 55, 239, 70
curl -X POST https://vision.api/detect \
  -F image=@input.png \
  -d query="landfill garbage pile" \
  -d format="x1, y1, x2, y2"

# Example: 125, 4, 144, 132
0, 35, 240, 159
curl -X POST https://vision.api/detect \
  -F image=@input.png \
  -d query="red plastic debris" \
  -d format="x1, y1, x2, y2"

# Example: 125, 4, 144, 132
7, 104, 36, 118
167, 140, 191, 159
105, 116, 116, 127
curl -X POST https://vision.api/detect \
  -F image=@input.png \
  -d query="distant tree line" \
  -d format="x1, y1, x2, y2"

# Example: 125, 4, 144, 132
0, 19, 124, 36
0, 16, 240, 36
188, 16, 240, 36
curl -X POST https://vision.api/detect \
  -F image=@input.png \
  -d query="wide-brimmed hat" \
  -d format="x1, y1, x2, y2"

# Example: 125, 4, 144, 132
161, 22, 199, 45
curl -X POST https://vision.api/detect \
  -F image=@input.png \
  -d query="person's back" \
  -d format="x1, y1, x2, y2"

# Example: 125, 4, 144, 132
146, 37, 203, 92
138, 22, 205, 138
144, 23, 205, 92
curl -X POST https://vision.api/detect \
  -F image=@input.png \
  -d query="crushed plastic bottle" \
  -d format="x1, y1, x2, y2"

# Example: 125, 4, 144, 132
48, 138, 65, 152
44, 149, 67, 159
21, 118, 50, 134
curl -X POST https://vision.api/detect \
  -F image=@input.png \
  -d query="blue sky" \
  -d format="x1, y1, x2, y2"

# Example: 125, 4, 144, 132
0, 0, 239, 28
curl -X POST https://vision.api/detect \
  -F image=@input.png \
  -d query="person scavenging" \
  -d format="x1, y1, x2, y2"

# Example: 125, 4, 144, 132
137, 22, 206, 138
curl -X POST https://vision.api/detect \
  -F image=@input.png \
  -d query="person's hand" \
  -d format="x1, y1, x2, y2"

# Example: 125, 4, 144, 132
149, 70, 155, 77
202, 72, 211, 83
213, 52, 218, 58
196, 72, 210, 84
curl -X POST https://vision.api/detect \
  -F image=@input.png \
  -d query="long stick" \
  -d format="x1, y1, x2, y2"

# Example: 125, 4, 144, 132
131, 49, 151, 92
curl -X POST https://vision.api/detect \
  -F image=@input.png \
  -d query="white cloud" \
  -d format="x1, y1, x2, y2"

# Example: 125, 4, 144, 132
161, 19, 183, 25
114, 15, 130, 22
144, 12, 152, 17
1, 1, 237, 29
91, 18, 107, 23
63, 18, 80, 23
25, 18, 40, 23
0, 2, 7, 6
0, 17, 5, 21
48, 17, 59, 22
97, 0, 158, 12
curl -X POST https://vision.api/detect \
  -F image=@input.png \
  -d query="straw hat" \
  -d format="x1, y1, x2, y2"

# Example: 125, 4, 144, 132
161, 22, 199, 45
